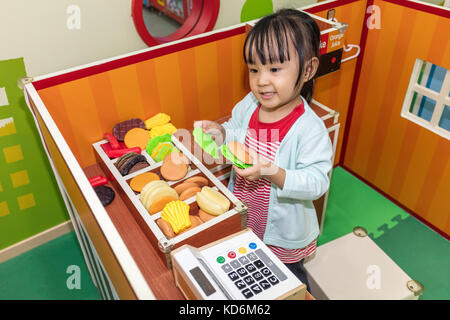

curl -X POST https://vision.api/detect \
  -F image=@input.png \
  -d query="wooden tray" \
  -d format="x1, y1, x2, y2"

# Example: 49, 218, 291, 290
92, 132, 248, 268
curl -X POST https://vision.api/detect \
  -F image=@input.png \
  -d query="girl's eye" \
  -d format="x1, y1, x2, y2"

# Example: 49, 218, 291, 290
249, 68, 258, 73
270, 67, 280, 72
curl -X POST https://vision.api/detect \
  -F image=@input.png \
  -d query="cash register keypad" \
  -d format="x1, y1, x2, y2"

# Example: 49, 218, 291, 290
217, 243, 287, 299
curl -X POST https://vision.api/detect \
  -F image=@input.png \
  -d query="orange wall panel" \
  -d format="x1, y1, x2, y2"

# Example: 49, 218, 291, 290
313, 0, 367, 165
343, 0, 450, 235
37, 33, 248, 168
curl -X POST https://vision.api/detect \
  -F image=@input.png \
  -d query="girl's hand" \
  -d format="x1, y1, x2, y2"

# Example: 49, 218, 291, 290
193, 120, 226, 145
233, 148, 278, 182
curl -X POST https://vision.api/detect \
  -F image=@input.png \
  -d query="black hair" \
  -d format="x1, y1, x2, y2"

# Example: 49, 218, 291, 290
243, 9, 321, 103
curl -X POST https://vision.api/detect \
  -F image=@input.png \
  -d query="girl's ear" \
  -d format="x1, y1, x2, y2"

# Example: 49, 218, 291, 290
303, 57, 320, 82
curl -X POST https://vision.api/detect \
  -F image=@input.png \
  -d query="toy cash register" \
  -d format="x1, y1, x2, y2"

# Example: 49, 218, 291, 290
170, 229, 306, 300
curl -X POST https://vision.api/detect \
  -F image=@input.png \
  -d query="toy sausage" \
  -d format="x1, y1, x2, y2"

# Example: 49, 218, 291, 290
106, 147, 141, 158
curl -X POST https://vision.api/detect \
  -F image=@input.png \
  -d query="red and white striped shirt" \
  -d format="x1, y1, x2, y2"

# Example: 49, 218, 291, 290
234, 102, 317, 263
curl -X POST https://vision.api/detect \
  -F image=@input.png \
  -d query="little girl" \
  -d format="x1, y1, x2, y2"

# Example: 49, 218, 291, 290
197, 9, 332, 290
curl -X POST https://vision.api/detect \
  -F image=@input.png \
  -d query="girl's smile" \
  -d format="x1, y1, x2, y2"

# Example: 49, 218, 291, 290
248, 50, 304, 120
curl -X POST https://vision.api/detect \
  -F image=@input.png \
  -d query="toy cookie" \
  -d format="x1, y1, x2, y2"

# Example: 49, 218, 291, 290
112, 118, 145, 141
115, 152, 147, 176
94, 185, 115, 207
160, 152, 189, 181
124, 127, 151, 150
129, 172, 160, 192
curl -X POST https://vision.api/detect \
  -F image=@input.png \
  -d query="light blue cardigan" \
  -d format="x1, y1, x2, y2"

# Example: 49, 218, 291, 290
222, 92, 333, 249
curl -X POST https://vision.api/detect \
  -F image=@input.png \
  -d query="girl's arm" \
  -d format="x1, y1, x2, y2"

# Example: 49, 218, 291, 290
233, 153, 287, 189
235, 129, 332, 200
277, 130, 333, 201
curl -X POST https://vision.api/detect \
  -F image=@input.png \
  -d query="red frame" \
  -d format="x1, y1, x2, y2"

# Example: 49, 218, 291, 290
132, 0, 220, 47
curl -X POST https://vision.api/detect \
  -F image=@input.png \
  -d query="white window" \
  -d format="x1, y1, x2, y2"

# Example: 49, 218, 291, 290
0, 87, 9, 107
401, 59, 450, 139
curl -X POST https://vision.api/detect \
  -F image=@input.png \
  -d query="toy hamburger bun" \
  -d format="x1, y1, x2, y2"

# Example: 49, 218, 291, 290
220, 141, 253, 169
196, 186, 230, 216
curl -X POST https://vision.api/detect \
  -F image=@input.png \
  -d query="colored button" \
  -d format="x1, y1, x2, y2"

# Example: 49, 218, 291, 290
217, 256, 225, 264
238, 247, 247, 254
228, 251, 236, 259
249, 242, 257, 249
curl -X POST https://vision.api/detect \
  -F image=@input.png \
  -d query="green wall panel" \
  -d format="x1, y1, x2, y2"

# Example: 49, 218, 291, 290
0, 58, 69, 250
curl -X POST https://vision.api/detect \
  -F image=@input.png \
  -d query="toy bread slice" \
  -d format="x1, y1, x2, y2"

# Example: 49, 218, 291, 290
148, 195, 178, 215
183, 176, 209, 188
145, 113, 171, 129
144, 186, 178, 212
198, 209, 216, 222
174, 182, 198, 195
196, 186, 230, 216
179, 186, 201, 201
140, 180, 169, 202
150, 123, 177, 138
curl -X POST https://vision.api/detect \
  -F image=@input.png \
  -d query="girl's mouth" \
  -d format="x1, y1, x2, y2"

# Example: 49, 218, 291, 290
260, 92, 275, 99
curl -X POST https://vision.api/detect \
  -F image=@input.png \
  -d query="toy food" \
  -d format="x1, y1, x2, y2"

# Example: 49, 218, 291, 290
179, 186, 201, 201
221, 141, 253, 169
139, 180, 178, 214
145, 113, 171, 129
103, 133, 120, 150
112, 118, 146, 141
192, 127, 219, 159
157, 215, 203, 239
183, 176, 209, 188
151, 142, 174, 162
156, 218, 175, 239
89, 175, 108, 187
124, 127, 151, 150
115, 152, 147, 176
161, 200, 191, 234
129, 172, 160, 192
146, 133, 171, 153
196, 186, 230, 216
106, 147, 141, 159
128, 161, 149, 174
198, 209, 216, 222
160, 152, 189, 181
94, 185, 115, 207
174, 182, 199, 195
149, 123, 177, 138
179, 216, 203, 234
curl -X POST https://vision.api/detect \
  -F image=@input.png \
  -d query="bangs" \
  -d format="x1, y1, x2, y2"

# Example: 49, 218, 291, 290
244, 18, 298, 65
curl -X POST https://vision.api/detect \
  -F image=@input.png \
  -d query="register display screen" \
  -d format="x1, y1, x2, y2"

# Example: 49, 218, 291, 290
189, 266, 216, 296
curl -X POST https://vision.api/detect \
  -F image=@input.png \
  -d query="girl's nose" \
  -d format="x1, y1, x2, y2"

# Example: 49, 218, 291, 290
257, 71, 270, 86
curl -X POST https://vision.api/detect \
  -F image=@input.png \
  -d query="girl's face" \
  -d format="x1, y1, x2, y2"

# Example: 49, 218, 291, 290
247, 43, 303, 113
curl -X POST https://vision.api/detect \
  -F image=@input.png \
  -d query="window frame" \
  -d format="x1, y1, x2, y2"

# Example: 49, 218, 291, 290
401, 59, 450, 140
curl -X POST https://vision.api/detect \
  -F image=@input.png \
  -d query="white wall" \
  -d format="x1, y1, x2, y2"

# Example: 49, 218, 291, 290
0, 0, 146, 77
0, 0, 321, 78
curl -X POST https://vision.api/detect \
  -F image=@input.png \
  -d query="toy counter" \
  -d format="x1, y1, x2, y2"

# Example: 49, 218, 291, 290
23, 14, 344, 300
